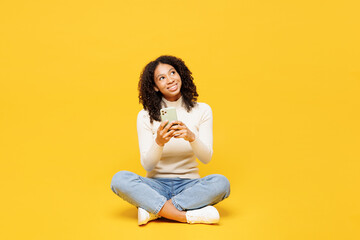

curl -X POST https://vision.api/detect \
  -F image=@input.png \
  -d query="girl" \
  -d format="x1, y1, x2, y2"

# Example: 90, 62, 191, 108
111, 55, 230, 225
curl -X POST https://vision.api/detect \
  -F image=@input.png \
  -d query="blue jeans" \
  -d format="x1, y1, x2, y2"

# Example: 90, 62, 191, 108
110, 171, 231, 214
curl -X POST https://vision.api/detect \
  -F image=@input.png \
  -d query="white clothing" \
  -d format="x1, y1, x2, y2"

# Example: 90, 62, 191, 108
136, 96, 213, 179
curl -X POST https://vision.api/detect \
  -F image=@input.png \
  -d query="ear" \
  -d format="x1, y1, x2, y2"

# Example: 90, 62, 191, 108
154, 86, 159, 92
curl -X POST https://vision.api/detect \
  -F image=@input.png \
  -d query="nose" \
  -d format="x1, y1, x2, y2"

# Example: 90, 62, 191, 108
167, 75, 175, 84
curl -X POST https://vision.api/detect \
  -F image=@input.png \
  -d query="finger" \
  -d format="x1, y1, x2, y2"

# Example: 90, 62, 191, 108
174, 133, 186, 138
160, 127, 172, 137
172, 121, 184, 126
173, 130, 186, 137
170, 124, 183, 131
159, 120, 169, 131
164, 121, 175, 132
163, 129, 175, 138
159, 126, 170, 136
175, 121, 188, 130
158, 123, 168, 135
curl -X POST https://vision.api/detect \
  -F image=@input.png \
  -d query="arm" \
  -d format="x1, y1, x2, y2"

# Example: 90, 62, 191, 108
189, 104, 213, 164
137, 111, 163, 171
171, 104, 213, 164
137, 111, 175, 171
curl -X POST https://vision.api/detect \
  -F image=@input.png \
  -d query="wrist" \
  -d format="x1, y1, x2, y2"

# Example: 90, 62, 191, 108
189, 133, 196, 142
155, 138, 164, 147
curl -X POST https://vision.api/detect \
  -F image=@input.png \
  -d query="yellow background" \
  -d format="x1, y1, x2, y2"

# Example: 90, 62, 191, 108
1, 0, 359, 239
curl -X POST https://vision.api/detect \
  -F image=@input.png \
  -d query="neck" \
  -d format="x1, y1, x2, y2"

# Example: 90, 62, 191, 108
162, 95, 183, 108
163, 94, 181, 102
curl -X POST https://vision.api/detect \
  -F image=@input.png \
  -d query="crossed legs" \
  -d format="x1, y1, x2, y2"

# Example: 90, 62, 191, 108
158, 199, 187, 222
111, 171, 230, 224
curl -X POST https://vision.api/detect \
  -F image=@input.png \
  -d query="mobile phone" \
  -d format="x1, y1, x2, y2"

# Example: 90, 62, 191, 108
160, 107, 178, 126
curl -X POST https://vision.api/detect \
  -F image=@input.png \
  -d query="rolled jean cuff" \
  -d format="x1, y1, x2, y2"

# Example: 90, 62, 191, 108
153, 196, 167, 215
171, 197, 184, 212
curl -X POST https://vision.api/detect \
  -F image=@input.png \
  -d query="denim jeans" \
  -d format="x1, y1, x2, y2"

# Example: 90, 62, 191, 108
110, 171, 231, 214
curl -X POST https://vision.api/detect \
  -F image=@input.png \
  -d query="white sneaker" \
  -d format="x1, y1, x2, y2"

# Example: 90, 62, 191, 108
185, 206, 220, 224
138, 207, 161, 225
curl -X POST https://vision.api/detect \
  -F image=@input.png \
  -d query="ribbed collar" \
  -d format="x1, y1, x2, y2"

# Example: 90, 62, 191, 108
162, 96, 184, 108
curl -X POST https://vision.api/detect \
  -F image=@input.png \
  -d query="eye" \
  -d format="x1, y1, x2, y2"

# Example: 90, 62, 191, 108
171, 71, 176, 75
159, 76, 165, 81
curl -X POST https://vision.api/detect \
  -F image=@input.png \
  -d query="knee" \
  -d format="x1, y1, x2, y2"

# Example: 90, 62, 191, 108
110, 171, 137, 195
208, 174, 231, 198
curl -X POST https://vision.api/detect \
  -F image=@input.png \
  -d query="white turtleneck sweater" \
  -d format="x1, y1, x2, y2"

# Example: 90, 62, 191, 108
137, 96, 213, 179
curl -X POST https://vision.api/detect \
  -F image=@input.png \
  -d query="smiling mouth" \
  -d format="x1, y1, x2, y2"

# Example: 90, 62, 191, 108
167, 84, 178, 91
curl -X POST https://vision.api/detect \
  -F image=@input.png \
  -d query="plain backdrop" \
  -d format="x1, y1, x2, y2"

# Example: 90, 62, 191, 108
1, 0, 359, 239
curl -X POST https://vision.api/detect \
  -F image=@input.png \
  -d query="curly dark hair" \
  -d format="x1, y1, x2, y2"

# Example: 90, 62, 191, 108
138, 55, 199, 123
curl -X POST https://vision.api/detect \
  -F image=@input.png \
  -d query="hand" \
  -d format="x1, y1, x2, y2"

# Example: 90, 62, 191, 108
155, 120, 176, 146
170, 121, 196, 142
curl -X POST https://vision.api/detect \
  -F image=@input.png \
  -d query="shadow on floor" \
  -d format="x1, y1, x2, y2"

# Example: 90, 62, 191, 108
215, 205, 230, 218
112, 207, 137, 220
111, 204, 231, 221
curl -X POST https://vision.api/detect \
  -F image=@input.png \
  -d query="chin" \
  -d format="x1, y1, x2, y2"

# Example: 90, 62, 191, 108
173, 90, 181, 96
167, 93, 181, 100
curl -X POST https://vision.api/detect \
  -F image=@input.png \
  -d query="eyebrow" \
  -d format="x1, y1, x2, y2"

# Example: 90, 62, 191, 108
156, 68, 175, 79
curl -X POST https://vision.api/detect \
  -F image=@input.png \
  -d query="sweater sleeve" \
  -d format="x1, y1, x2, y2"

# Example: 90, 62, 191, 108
189, 104, 213, 164
137, 110, 163, 171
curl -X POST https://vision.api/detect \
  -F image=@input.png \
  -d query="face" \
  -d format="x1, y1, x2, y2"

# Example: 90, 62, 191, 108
153, 63, 182, 101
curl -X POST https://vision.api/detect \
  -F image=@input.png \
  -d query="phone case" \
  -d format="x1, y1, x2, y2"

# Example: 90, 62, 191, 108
160, 107, 178, 123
